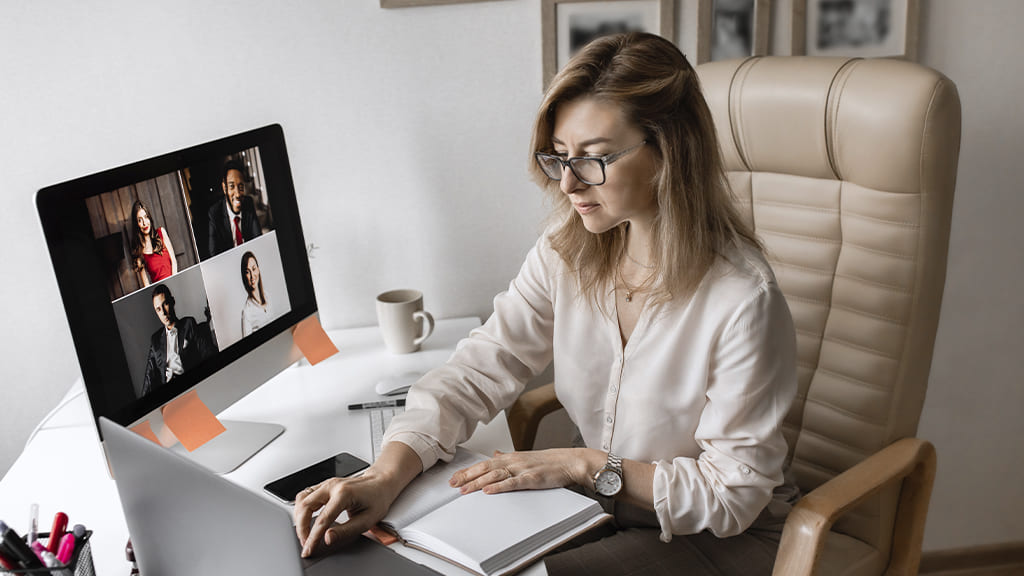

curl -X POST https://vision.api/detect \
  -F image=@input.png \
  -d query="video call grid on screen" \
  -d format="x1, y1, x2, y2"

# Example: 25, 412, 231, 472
37, 125, 316, 433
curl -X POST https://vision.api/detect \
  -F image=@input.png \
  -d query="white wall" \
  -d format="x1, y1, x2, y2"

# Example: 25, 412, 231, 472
1, 0, 1020, 553
911, 0, 1024, 552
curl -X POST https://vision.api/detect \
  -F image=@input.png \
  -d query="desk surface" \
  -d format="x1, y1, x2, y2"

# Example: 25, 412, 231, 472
0, 317, 544, 576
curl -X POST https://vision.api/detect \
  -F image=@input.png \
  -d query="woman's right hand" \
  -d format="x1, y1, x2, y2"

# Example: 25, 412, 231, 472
294, 442, 422, 558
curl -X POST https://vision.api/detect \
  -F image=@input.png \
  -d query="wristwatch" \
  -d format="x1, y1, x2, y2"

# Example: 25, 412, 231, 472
593, 452, 624, 497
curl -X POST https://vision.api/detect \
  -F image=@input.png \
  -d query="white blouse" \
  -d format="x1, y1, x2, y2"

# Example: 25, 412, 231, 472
241, 297, 272, 337
384, 233, 796, 541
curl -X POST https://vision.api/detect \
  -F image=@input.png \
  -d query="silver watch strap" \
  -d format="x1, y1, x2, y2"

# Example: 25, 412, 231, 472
607, 452, 623, 475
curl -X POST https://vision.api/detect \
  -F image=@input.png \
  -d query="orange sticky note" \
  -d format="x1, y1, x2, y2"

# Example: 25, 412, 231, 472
161, 389, 226, 452
129, 421, 161, 445
365, 525, 399, 546
292, 315, 338, 365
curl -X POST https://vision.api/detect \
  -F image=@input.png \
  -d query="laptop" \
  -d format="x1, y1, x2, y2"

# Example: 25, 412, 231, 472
99, 417, 438, 575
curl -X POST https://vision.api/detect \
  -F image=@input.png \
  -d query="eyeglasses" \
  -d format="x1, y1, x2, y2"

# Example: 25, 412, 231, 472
534, 141, 647, 186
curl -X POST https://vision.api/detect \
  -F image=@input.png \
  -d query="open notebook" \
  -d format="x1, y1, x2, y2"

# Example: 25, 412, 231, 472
379, 448, 611, 576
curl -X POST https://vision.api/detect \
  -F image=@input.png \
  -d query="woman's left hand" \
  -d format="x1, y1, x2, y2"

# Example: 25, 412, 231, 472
449, 448, 594, 495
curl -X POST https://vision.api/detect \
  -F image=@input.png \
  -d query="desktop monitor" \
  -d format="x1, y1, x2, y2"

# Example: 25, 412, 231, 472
36, 124, 317, 473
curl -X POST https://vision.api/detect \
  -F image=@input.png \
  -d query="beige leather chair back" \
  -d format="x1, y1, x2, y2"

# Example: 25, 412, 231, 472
696, 57, 960, 556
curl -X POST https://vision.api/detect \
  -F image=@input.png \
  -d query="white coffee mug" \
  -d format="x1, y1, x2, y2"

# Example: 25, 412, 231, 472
376, 289, 435, 354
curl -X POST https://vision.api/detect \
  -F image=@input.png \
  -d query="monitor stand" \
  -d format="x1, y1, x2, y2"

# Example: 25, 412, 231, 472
170, 420, 284, 474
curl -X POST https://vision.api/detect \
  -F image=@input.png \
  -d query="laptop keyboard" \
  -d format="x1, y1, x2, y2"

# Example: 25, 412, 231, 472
369, 406, 403, 462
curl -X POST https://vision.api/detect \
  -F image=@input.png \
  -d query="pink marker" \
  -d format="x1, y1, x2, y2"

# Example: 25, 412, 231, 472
56, 533, 76, 565
30, 541, 47, 562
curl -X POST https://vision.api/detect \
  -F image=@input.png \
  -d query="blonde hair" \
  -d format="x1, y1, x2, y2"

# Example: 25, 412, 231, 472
529, 32, 760, 308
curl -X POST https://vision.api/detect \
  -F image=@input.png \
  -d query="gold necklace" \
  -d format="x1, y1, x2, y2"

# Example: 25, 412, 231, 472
617, 260, 654, 303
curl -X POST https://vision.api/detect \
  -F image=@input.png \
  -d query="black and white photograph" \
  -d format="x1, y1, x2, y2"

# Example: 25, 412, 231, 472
801, 0, 918, 59
542, 0, 674, 87
709, 0, 770, 61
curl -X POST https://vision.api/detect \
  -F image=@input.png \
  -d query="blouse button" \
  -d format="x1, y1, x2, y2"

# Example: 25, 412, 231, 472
605, 415, 613, 424
741, 465, 751, 475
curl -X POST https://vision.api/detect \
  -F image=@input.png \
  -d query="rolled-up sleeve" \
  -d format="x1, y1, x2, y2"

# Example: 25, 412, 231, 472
652, 282, 796, 540
384, 238, 558, 472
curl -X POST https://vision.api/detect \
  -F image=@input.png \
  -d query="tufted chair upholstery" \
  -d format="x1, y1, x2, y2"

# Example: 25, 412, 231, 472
507, 56, 961, 575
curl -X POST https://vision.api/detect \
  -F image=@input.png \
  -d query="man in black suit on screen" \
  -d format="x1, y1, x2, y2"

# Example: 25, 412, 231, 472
207, 159, 262, 258
141, 284, 215, 397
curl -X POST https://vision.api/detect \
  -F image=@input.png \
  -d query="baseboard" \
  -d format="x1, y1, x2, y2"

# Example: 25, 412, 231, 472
920, 541, 1024, 575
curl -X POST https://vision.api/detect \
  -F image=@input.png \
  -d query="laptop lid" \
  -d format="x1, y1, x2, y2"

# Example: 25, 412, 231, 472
99, 417, 438, 576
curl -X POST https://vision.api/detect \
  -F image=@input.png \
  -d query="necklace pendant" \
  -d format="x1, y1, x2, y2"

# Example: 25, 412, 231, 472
625, 291, 633, 303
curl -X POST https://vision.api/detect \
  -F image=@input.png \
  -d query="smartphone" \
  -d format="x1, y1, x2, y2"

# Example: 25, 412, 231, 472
264, 452, 370, 503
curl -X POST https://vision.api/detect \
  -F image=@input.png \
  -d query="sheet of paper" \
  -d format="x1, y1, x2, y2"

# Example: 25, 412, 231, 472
161, 389, 226, 451
129, 420, 161, 445
292, 315, 338, 365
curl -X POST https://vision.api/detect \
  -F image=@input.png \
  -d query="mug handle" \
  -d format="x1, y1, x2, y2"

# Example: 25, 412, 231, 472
412, 310, 435, 347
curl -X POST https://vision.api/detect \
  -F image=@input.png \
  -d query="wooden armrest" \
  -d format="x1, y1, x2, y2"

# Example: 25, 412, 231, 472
507, 382, 562, 451
772, 437, 936, 576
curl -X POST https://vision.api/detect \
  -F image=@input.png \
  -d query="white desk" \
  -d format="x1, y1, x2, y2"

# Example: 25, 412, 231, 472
0, 317, 544, 576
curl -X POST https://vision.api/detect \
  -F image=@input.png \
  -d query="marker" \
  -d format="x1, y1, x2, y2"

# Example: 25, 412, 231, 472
56, 532, 76, 565
40, 549, 61, 568
47, 512, 68, 554
0, 548, 16, 570
31, 541, 47, 562
0, 521, 45, 569
347, 398, 405, 411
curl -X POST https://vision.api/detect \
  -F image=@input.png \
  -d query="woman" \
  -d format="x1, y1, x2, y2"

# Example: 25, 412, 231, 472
295, 33, 797, 575
240, 251, 272, 336
129, 200, 177, 286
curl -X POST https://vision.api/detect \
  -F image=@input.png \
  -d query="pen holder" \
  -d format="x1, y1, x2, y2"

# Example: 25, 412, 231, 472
0, 531, 94, 576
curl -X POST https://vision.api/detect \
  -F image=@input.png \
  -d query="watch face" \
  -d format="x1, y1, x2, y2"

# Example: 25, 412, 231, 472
595, 469, 622, 496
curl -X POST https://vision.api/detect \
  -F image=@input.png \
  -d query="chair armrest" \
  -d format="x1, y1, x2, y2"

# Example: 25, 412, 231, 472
772, 437, 936, 576
507, 382, 562, 451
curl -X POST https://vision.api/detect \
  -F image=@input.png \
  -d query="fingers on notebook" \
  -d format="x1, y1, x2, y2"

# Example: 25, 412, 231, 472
457, 467, 514, 494
456, 450, 580, 495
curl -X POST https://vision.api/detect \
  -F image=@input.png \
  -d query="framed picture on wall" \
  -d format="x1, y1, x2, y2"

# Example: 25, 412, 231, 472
791, 0, 919, 60
541, 0, 675, 88
380, 0, 500, 7
702, 0, 771, 63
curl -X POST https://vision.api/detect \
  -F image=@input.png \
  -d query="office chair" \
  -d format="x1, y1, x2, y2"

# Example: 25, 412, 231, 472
508, 56, 961, 576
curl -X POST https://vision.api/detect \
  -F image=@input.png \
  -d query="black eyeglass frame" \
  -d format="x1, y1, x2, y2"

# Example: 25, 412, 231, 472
534, 140, 648, 186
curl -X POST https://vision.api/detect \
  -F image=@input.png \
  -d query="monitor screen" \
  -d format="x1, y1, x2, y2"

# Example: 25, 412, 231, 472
37, 125, 316, 466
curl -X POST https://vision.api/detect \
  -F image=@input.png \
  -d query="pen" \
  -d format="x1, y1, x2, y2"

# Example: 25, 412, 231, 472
28, 503, 38, 544
47, 512, 68, 554
347, 398, 405, 411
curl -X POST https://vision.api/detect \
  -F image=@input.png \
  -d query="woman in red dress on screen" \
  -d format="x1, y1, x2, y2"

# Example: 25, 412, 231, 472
130, 200, 178, 287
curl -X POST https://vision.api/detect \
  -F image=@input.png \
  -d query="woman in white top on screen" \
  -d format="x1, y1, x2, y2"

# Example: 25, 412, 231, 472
240, 251, 272, 336
295, 32, 797, 574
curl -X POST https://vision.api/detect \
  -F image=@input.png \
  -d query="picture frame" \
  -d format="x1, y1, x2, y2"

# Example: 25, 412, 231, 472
790, 0, 919, 60
380, 0, 501, 7
701, 0, 771, 63
541, 0, 676, 88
